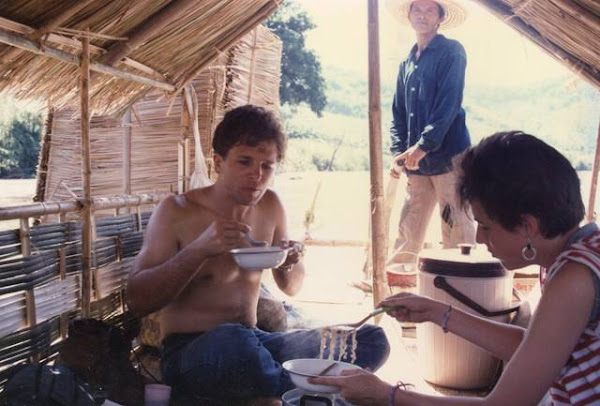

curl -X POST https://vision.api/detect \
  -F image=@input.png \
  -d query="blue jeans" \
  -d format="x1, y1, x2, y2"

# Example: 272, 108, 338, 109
161, 323, 389, 402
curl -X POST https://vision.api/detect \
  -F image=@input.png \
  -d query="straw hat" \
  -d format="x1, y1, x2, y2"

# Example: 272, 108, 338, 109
386, 0, 467, 30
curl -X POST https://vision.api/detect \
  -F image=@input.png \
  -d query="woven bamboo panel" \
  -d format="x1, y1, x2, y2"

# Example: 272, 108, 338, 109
34, 275, 80, 324
0, 292, 26, 337
95, 257, 133, 299
38, 25, 282, 203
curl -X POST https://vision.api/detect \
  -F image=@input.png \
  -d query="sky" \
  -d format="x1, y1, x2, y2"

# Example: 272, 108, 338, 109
297, 0, 573, 88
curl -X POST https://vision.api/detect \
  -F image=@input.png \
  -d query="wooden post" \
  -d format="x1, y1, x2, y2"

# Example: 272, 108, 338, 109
587, 119, 600, 222
34, 107, 54, 203
20, 217, 38, 361
122, 109, 132, 214
19, 218, 36, 326
80, 33, 92, 317
178, 91, 190, 194
367, 0, 388, 309
123, 109, 132, 196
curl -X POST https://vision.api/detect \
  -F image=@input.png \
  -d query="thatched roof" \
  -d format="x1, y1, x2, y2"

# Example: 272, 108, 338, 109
0, 0, 279, 115
473, 0, 600, 90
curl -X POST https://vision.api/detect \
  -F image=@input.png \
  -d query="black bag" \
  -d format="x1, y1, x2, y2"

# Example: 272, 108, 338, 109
0, 363, 97, 406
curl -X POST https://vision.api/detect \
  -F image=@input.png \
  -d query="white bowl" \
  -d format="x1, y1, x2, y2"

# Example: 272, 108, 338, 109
282, 358, 361, 394
230, 246, 288, 271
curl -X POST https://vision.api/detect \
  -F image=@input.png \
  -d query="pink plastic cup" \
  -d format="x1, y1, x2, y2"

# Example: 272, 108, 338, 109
144, 384, 171, 406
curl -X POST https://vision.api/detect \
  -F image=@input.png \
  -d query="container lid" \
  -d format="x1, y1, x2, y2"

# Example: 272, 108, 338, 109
418, 245, 506, 277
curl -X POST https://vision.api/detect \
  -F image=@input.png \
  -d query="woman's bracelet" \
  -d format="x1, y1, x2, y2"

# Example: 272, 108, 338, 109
389, 381, 414, 406
275, 264, 292, 272
441, 304, 453, 333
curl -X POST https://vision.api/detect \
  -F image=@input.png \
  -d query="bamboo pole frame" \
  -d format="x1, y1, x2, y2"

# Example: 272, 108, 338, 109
0, 0, 97, 63
587, 119, 600, 222
0, 16, 165, 79
122, 109, 132, 197
367, 0, 388, 309
80, 34, 92, 317
0, 193, 167, 221
0, 28, 176, 91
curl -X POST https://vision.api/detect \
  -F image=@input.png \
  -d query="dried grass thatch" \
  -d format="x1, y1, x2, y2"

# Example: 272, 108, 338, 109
38, 26, 281, 211
474, 0, 600, 89
0, 0, 280, 114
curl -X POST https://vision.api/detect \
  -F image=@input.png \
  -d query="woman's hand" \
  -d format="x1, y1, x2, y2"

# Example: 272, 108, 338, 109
380, 292, 445, 324
308, 369, 391, 406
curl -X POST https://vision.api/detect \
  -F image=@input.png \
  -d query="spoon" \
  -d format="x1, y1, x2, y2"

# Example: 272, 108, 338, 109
327, 306, 396, 331
244, 232, 268, 247
315, 361, 338, 376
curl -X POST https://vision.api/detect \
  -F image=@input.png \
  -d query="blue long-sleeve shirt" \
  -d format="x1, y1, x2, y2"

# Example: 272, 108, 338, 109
390, 34, 471, 176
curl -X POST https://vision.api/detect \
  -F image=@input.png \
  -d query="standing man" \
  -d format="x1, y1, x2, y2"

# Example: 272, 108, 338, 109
127, 105, 389, 406
386, 0, 476, 271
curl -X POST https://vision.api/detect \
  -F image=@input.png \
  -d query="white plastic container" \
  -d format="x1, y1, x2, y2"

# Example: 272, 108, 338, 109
417, 246, 516, 389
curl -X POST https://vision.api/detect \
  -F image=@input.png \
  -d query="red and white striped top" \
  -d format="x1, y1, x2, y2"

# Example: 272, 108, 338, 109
541, 230, 600, 405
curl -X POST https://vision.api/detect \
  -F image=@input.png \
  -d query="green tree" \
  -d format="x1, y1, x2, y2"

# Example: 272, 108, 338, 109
266, 1, 327, 116
0, 110, 42, 178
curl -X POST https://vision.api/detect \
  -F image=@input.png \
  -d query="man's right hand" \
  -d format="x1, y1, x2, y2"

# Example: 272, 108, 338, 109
390, 156, 405, 179
192, 219, 251, 256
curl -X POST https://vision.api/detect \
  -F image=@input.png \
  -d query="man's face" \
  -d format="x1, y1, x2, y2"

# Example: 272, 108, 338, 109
214, 140, 279, 206
409, 0, 444, 35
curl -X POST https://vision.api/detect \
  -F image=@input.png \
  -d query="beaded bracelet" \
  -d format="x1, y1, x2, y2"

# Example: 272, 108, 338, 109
441, 304, 453, 333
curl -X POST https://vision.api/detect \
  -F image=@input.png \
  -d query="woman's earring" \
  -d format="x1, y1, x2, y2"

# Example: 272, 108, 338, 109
521, 239, 537, 261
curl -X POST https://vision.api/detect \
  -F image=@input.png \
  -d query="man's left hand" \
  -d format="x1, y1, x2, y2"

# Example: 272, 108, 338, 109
399, 144, 426, 170
276, 240, 304, 270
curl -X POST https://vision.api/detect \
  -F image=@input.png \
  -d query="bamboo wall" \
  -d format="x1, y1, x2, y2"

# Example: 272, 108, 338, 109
37, 25, 282, 213
0, 209, 151, 388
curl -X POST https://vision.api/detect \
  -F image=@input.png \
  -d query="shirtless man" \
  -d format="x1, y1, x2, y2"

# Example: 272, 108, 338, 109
127, 105, 390, 405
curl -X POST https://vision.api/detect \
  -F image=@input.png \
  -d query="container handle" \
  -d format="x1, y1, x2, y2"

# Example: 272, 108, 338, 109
433, 276, 520, 317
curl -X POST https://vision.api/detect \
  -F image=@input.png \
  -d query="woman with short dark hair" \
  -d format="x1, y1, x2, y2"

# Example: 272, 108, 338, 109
312, 131, 600, 406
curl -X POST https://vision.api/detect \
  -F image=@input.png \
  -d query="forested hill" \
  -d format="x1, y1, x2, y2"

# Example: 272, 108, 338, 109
283, 63, 599, 172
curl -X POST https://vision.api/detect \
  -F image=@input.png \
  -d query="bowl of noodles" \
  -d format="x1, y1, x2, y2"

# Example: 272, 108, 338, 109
282, 358, 361, 394
230, 246, 289, 271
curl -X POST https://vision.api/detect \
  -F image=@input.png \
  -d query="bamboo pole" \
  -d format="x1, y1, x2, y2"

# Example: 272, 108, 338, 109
367, 0, 388, 309
80, 34, 92, 317
587, 118, 600, 222
34, 107, 54, 203
59, 247, 68, 339
0, 200, 81, 220
0, 28, 176, 91
0, 193, 166, 221
179, 90, 190, 193
0, 16, 165, 79
98, 0, 200, 67
122, 109, 132, 198
19, 218, 37, 327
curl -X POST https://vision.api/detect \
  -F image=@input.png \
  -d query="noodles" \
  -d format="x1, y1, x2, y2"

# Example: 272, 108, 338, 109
319, 327, 328, 359
318, 326, 358, 363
